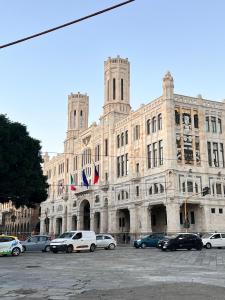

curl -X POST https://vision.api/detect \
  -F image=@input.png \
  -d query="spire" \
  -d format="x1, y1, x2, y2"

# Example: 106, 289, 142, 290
163, 71, 174, 100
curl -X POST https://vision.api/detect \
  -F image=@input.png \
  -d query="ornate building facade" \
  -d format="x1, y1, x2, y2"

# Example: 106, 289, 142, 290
40, 56, 225, 241
0, 201, 40, 237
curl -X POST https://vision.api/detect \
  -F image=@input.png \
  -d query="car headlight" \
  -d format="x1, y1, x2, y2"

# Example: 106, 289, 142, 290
137, 239, 141, 243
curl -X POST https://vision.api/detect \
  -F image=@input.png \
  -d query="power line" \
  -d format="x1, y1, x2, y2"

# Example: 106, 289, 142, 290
0, 0, 135, 49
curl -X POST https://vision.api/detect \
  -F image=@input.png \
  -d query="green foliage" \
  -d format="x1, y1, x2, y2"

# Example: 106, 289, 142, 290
0, 114, 48, 207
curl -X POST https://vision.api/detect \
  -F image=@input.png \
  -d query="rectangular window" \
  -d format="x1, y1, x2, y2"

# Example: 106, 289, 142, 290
113, 78, 116, 100
133, 125, 140, 140
211, 208, 215, 213
117, 157, 120, 178
121, 155, 124, 177
220, 143, 224, 167
218, 118, 222, 133
121, 78, 123, 100
153, 142, 157, 167
219, 208, 223, 214
125, 153, 128, 175
187, 181, 193, 193
152, 117, 156, 133
206, 116, 210, 132
107, 80, 109, 101
194, 114, 199, 128
147, 144, 152, 169
207, 142, 212, 167
147, 119, 151, 135
136, 186, 139, 197
105, 139, 108, 156
213, 142, 219, 167
159, 140, 163, 165
136, 163, 139, 174
158, 114, 162, 130
190, 211, 195, 224
211, 117, 217, 133
216, 183, 222, 195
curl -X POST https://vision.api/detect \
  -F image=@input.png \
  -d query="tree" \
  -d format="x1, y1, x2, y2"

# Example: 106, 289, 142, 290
0, 114, 48, 208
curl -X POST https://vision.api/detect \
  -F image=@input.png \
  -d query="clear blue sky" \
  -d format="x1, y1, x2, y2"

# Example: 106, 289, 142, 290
1, 0, 225, 154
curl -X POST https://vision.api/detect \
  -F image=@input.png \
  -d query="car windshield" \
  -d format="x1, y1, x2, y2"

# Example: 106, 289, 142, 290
202, 233, 213, 238
59, 232, 74, 238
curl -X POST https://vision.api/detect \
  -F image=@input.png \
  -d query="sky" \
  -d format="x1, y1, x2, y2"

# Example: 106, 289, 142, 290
1, 0, 225, 154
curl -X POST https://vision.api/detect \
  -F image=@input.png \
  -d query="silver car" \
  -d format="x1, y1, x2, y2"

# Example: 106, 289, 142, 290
21, 235, 51, 252
96, 234, 117, 250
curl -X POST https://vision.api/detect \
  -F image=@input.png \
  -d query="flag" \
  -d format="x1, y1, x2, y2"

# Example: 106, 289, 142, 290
82, 170, 89, 188
70, 175, 76, 191
94, 165, 99, 184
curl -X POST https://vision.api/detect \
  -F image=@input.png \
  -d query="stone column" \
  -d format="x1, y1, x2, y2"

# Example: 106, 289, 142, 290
129, 206, 136, 234
90, 212, 95, 231
166, 203, 181, 234
108, 209, 117, 234
77, 212, 81, 230
49, 217, 54, 235
53, 218, 57, 235
200, 205, 209, 232
67, 213, 72, 231
40, 217, 45, 235
140, 205, 152, 235
100, 208, 108, 233
62, 216, 67, 233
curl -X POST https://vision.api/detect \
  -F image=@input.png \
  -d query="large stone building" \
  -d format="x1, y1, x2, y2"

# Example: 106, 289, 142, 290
0, 202, 40, 237
40, 55, 225, 241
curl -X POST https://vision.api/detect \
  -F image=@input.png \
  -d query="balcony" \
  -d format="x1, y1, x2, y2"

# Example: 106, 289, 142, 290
131, 172, 141, 182
99, 181, 109, 191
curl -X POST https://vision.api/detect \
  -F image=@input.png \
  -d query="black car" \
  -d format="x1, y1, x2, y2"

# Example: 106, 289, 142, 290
160, 233, 203, 251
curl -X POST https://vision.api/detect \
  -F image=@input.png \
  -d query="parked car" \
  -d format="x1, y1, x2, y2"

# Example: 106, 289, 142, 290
0, 235, 23, 256
202, 232, 225, 249
21, 235, 51, 252
96, 234, 117, 250
134, 233, 165, 249
50, 231, 96, 253
160, 233, 203, 251
157, 236, 171, 249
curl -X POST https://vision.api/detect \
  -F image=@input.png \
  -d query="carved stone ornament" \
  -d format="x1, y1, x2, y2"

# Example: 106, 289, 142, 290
82, 135, 91, 146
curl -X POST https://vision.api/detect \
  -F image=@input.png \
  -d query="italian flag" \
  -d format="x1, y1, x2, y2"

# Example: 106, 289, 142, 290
70, 175, 76, 191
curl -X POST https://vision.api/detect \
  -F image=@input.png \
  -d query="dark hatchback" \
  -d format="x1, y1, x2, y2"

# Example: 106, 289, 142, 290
160, 233, 203, 251
134, 233, 165, 248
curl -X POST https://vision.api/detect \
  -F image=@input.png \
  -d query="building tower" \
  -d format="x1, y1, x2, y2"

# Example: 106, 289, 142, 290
66, 92, 89, 140
103, 55, 131, 119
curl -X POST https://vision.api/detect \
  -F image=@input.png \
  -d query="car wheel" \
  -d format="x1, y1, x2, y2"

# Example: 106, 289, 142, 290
104, 247, 109, 250
22, 246, 26, 252
66, 245, 73, 253
44, 245, 51, 252
52, 249, 58, 254
206, 243, 212, 249
12, 247, 21, 256
90, 244, 96, 252
141, 243, 147, 249
108, 243, 116, 250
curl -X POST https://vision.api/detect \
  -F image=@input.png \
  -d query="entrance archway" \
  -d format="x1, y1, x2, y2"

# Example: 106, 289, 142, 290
80, 200, 90, 230
151, 205, 167, 233
117, 209, 130, 244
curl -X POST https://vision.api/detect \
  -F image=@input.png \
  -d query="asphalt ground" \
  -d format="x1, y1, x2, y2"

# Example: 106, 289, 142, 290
1, 246, 225, 299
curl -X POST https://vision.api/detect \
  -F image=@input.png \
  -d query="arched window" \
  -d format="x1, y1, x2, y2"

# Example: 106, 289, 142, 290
152, 117, 156, 133
121, 133, 124, 146
74, 110, 76, 128
126, 191, 129, 199
149, 186, 153, 195
117, 135, 120, 148
95, 195, 100, 203
118, 193, 120, 200
147, 119, 151, 135
80, 110, 83, 128
73, 201, 77, 208
158, 114, 162, 130
154, 183, 158, 194
160, 184, 164, 193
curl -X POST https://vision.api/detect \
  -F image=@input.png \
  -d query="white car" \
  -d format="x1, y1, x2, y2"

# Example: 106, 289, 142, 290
202, 232, 225, 249
96, 234, 117, 250
50, 231, 96, 253
0, 235, 23, 256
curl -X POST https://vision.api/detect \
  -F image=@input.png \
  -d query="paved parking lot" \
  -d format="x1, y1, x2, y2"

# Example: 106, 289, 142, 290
1, 247, 225, 299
